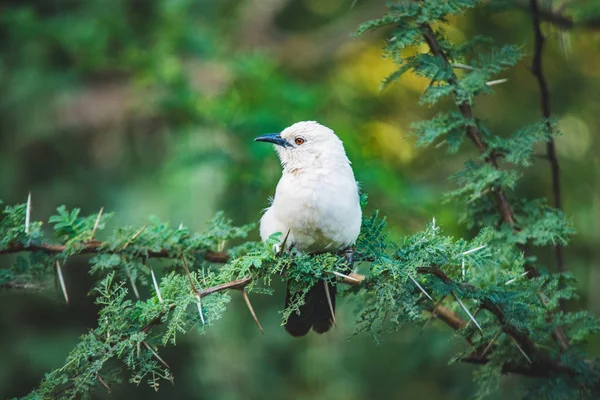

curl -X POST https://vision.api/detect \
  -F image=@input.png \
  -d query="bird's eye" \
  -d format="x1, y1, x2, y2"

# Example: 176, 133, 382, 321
295, 137, 305, 145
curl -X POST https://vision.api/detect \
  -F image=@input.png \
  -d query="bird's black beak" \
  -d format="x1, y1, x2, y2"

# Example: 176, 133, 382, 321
254, 133, 291, 148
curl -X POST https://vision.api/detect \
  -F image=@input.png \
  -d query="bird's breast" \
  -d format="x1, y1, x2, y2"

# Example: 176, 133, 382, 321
271, 168, 361, 252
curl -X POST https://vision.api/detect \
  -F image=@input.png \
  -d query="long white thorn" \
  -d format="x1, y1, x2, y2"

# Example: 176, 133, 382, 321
408, 275, 433, 301
91, 206, 104, 240
452, 63, 474, 70
331, 270, 359, 282
125, 269, 140, 300
505, 271, 530, 285
509, 336, 532, 364
461, 258, 466, 279
462, 245, 486, 256
323, 280, 337, 327
25, 192, 31, 234
150, 267, 163, 303
486, 78, 508, 86
481, 331, 502, 358
452, 292, 482, 332
241, 288, 265, 335
143, 341, 171, 370
56, 260, 69, 304
196, 293, 205, 325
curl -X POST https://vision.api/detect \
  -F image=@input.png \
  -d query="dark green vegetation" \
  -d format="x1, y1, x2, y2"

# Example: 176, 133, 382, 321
2, 0, 600, 399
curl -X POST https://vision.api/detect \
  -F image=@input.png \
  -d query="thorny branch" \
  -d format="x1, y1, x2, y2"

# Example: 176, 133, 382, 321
415, 267, 594, 382
0, 241, 229, 263
1, 235, 588, 385
529, 0, 565, 274
418, 22, 570, 352
419, 24, 517, 228
49, 276, 255, 397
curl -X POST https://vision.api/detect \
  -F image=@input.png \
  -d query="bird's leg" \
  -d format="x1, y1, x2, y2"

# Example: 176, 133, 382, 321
287, 243, 296, 255
344, 247, 355, 271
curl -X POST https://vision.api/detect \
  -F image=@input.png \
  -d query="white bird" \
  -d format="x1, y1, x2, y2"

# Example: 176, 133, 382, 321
255, 121, 362, 336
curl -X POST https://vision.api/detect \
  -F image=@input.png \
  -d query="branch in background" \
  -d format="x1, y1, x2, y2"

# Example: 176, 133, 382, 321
513, 0, 600, 30
416, 267, 592, 381
529, 0, 565, 274
420, 25, 517, 229
418, 23, 570, 352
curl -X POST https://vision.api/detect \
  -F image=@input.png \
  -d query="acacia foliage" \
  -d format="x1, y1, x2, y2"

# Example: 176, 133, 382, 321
353, 0, 598, 398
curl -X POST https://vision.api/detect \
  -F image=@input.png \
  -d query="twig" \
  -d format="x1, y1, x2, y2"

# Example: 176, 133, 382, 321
197, 277, 254, 298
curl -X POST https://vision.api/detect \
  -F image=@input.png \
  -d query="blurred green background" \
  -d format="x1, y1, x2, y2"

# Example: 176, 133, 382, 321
1, 0, 599, 398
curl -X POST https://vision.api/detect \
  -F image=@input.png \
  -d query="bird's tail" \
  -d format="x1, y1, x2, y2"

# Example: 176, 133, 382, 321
284, 280, 336, 337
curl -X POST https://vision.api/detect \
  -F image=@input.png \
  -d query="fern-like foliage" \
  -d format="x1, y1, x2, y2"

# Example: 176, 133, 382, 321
353, 0, 600, 398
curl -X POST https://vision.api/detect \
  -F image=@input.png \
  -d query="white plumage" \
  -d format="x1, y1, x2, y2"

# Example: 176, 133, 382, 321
255, 121, 361, 336
258, 121, 361, 253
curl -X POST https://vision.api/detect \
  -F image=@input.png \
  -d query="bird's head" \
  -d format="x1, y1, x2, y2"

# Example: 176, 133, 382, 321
254, 121, 350, 171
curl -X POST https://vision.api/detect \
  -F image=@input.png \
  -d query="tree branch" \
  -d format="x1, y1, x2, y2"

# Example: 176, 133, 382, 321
0, 241, 230, 263
512, 0, 600, 30
415, 266, 590, 381
418, 22, 572, 350
529, 0, 565, 275
419, 24, 517, 228
3, 237, 580, 384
